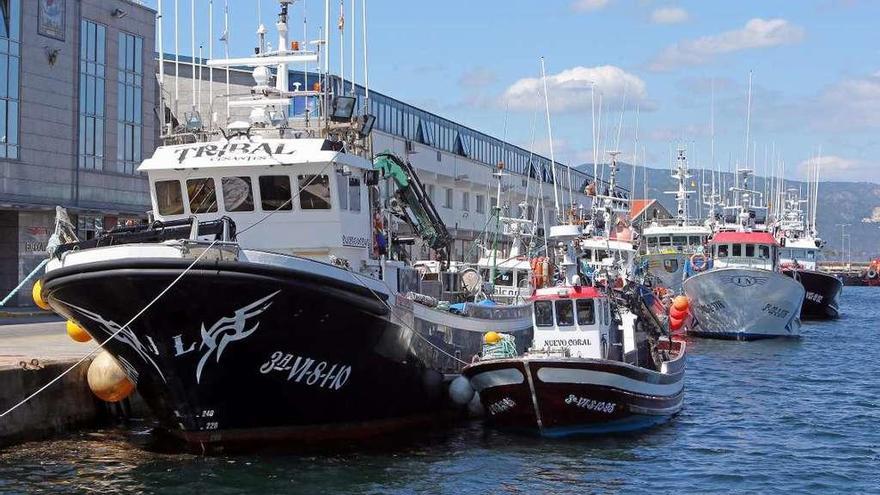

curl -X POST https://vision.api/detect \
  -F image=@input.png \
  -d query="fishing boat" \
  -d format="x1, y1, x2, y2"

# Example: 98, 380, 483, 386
683, 171, 804, 339
35, 2, 533, 449
640, 149, 711, 290
462, 221, 686, 436
775, 190, 842, 319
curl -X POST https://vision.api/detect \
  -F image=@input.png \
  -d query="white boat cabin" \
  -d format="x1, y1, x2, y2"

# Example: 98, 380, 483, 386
139, 136, 378, 273
778, 238, 822, 271
708, 231, 778, 271
642, 224, 711, 255
531, 286, 613, 359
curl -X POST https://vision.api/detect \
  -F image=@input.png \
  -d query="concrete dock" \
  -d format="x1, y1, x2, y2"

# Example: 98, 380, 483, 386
0, 317, 111, 447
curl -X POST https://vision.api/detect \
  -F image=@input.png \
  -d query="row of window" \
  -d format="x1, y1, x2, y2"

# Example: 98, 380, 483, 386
534, 299, 612, 328
645, 235, 707, 247
713, 244, 772, 259
779, 248, 817, 261
155, 174, 351, 216
78, 20, 144, 174
0, 0, 20, 159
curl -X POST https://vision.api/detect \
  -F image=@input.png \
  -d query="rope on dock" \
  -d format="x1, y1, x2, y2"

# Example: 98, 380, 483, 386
0, 259, 49, 308
0, 239, 219, 420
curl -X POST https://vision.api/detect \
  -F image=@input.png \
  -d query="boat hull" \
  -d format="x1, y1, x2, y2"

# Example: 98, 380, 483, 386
683, 267, 804, 340
462, 345, 685, 437
41, 256, 532, 448
782, 269, 843, 320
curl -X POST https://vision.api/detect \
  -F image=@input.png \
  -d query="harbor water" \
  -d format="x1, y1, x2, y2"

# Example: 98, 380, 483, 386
0, 288, 877, 494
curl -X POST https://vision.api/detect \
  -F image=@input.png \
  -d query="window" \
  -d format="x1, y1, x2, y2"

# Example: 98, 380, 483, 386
336, 172, 349, 210
689, 236, 702, 246
759, 245, 770, 259
79, 20, 106, 169
348, 177, 361, 212
461, 191, 469, 211
576, 299, 595, 326
155, 180, 184, 215
426, 184, 435, 202
490, 196, 498, 211
534, 300, 553, 327
659, 236, 672, 246
673, 236, 687, 246
186, 178, 218, 214
444, 187, 453, 209
745, 244, 755, 257
494, 270, 513, 287
555, 300, 574, 327
717, 245, 729, 258
517, 270, 530, 288
77, 215, 103, 241
298, 174, 331, 209
0, 0, 20, 159
260, 175, 293, 211
732, 244, 742, 257
117, 32, 143, 174
221, 177, 254, 212
476, 195, 485, 214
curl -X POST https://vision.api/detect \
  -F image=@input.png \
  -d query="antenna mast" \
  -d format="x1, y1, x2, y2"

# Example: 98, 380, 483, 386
540, 57, 561, 219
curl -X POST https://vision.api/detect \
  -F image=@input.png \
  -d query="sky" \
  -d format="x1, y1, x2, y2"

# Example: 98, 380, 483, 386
145, 0, 880, 182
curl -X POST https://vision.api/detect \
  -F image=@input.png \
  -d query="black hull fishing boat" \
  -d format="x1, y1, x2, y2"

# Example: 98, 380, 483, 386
35, 2, 535, 450
782, 268, 842, 320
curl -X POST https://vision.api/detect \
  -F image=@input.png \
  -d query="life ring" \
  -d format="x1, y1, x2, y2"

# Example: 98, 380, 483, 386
690, 253, 710, 272
867, 269, 878, 279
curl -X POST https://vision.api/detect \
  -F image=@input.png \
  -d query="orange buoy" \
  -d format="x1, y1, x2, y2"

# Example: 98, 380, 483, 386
32, 279, 50, 311
669, 306, 688, 320
66, 320, 92, 343
672, 295, 690, 312
87, 351, 135, 403
669, 316, 684, 331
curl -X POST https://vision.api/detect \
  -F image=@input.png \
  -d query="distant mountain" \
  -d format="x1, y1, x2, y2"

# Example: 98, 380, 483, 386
577, 163, 880, 261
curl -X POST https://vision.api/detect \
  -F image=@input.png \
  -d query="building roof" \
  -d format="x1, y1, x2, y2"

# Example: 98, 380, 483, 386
710, 231, 779, 246
629, 199, 655, 220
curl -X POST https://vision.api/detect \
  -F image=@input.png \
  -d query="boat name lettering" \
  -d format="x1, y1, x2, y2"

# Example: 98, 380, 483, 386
805, 291, 824, 303
488, 397, 516, 416
545, 339, 591, 347
174, 143, 297, 163
762, 304, 790, 319
342, 235, 369, 248
565, 394, 616, 414
260, 351, 352, 390
697, 300, 726, 314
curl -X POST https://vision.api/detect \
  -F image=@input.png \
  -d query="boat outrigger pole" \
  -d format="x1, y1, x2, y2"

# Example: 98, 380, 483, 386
373, 152, 452, 268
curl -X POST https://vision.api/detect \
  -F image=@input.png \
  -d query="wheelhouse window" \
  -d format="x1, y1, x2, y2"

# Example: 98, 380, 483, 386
517, 270, 530, 287
221, 176, 254, 212
260, 175, 293, 211
576, 299, 595, 326
336, 172, 349, 210
759, 245, 770, 259
716, 245, 729, 258
806, 250, 816, 260
659, 236, 672, 246
297, 174, 331, 210
732, 244, 742, 257
534, 300, 553, 327
155, 180, 184, 215
745, 244, 755, 257
348, 177, 361, 212
494, 270, 513, 287
689, 236, 702, 246
673, 236, 687, 246
555, 300, 574, 327
186, 178, 218, 214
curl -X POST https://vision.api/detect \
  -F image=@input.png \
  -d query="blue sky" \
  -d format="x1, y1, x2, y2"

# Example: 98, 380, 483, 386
146, 0, 879, 182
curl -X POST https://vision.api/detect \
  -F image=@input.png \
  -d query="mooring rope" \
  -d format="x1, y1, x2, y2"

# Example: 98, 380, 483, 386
0, 259, 49, 308
0, 239, 219, 419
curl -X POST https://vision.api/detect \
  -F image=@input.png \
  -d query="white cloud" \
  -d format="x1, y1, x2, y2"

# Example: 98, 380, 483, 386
650, 6, 689, 24
811, 71, 880, 131
649, 18, 805, 71
798, 155, 871, 181
571, 0, 610, 13
502, 65, 651, 113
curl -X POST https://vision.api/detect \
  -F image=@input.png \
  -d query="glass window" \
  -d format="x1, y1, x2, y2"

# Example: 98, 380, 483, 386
444, 188, 453, 209
605, 300, 611, 323
673, 236, 687, 246
297, 174, 331, 210
426, 184, 435, 202
534, 300, 553, 327
576, 299, 595, 326
117, 32, 143, 174
517, 270, 530, 288
461, 191, 469, 211
221, 176, 254, 212
348, 177, 361, 212
555, 300, 574, 327
494, 270, 513, 286
186, 178, 218, 214
732, 244, 742, 257
689, 236, 702, 246
260, 175, 293, 211
717, 245, 729, 258
79, 20, 106, 169
660, 236, 672, 246
806, 250, 816, 260
476, 195, 485, 214
336, 173, 348, 210
745, 244, 755, 257
759, 245, 770, 259
0, 0, 19, 159
155, 180, 184, 215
